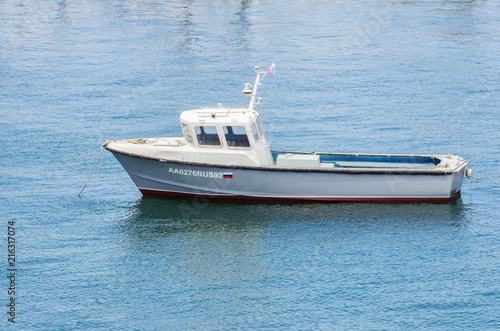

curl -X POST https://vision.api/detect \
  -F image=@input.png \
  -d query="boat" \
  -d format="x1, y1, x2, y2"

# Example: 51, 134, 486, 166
104, 64, 471, 203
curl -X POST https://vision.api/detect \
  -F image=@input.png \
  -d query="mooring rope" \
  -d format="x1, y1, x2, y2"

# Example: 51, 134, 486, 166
78, 146, 105, 196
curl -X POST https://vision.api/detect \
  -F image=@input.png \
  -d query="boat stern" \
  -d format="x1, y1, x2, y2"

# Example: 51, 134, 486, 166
449, 158, 470, 199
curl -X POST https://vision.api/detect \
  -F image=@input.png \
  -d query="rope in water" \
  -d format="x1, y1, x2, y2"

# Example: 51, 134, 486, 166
78, 146, 105, 196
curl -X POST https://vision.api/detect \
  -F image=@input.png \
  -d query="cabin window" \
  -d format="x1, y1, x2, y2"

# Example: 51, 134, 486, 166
194, 125, 221, 146
251, 122, 260, 142
223, 125, 250, 148
181, 122, 193, 144
256, 117, 267, 143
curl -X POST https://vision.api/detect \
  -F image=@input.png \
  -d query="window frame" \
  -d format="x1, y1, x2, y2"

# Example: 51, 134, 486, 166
181, 122, 193, 144
222, 125, 251, 149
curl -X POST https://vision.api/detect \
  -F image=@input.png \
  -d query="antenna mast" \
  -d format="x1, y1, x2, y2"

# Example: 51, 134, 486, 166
242, 63, 275, 111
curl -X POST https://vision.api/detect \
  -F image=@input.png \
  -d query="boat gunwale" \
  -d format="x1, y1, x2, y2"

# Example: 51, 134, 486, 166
105, 145, 469, 176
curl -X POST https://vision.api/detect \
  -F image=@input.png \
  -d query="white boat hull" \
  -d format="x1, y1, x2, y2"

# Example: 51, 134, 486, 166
108, 149, 468, 203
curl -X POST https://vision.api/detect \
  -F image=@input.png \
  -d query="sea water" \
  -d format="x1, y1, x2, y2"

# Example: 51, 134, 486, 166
0, 0, 499, 329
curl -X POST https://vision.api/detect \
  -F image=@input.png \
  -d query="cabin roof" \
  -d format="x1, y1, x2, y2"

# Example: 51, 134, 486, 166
180, 107, 260, 125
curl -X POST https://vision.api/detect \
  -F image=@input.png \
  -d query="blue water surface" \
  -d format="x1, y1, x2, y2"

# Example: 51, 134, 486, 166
1, 0, 499, 329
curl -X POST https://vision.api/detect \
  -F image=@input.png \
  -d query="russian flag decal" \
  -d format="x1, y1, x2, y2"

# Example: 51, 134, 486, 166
223, 173, 233, 179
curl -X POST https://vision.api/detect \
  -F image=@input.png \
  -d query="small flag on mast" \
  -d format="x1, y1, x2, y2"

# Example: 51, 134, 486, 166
267, 62, 276, 75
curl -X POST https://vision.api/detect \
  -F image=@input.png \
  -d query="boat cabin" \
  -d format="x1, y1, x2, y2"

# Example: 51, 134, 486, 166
179, 107, 275, 167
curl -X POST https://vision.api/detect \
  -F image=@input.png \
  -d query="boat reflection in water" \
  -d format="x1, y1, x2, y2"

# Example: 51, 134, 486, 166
116, 197, 470, 321
121, 197, 470, 238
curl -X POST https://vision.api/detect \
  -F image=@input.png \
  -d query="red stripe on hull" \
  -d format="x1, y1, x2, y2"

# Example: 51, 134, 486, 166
139, 189, 460, 203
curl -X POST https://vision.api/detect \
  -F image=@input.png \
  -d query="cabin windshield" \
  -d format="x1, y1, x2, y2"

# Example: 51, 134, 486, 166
250, 122, 260, 142
256, 117, 267, 143
223, 125, 250, 148
195, 125, 221, 146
